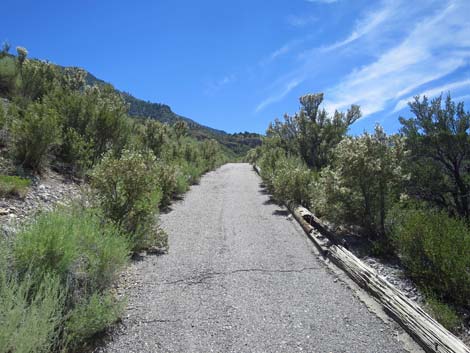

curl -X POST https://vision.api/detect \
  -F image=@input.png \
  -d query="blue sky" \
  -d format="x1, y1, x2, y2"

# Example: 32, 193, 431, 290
2, 0, 470, 134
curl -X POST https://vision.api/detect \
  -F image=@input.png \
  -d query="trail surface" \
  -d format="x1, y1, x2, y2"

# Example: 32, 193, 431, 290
102, 163, 413, 353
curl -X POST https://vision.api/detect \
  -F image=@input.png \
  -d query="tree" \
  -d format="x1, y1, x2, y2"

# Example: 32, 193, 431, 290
400, 94, 470, 218
266, 93, 360, 170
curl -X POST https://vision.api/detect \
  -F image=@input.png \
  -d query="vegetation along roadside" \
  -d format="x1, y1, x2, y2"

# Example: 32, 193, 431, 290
0, 43, 233, 353
246, 92, 470, 342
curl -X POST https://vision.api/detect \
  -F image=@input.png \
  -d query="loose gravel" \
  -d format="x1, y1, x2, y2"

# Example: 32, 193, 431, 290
100, 163, 415, 353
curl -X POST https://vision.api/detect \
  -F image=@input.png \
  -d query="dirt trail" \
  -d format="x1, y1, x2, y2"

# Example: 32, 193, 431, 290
101, 163, 415, 353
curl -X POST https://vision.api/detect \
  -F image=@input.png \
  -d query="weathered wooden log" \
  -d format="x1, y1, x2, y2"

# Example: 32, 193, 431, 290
290, 205, 470, 353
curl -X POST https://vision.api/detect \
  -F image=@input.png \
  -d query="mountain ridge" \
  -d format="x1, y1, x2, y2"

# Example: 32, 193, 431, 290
83, 71, 261, 156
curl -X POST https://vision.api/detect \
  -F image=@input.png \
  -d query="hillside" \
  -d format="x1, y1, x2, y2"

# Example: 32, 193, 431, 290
84, 72, 262, 156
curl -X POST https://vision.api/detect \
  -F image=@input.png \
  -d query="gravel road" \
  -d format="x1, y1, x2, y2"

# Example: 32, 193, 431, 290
101, 163, 414, 353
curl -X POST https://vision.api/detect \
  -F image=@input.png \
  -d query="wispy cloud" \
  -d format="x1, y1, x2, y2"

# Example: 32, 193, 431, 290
259, 38, 306, 66
255, 78, 303, 112
393, 78, 470, 112
254, 0, 470, 117
204, 74, 237, 95
324, 0, 470, 118
322, 2, 393, 52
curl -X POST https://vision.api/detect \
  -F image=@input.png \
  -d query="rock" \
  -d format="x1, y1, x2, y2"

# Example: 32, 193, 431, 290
0, 208, 9, 215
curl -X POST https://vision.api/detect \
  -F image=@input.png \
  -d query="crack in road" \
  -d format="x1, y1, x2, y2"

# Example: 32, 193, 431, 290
162, 266, 319, 286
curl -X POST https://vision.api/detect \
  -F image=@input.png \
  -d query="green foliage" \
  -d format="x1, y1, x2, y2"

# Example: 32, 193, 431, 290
13, 207, 129, 296
313, 126, 405, 237
0, 57, 17, 97
10, 101, 61, 171
7, 207, 129, 351
46, 85, 130, 169
389, 206, 470, 307
65, 292, 124, 349
271, 156, 315, 207
16, 61, 58, 103
90, 149, 162, 251
123, 92, 261, 157
0, 175, 31, 198
0, 240, 64, 353
267, 93, 360, 170
0, 272, 64, 353
155, 162, 178, 208
400, 94, 470, 219
425, 296, 461, 331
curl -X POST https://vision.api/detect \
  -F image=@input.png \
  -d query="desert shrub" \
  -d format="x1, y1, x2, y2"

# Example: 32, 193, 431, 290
244, 146, 262, 164
90, 149, 162, 251
0, 273, 64, 353
13, 207, 129, 297
389, 207, 470, 307
0, 242, 64, 353
313, 126, 405, 238
258, 146, 285, 191
10, 101, 61, 171
45, 85, 130, 170
16, 60, 58, 102
0, 175, 31, 198
0, 56, 17, 97
155, 162, 178, 207
271, 156, 315, 207
57, 128, 93, 176
65, 292, 124, 349
425, 296, 461, 331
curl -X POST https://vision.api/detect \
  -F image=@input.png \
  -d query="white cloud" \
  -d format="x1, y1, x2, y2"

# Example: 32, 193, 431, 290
260, 39, 306, 66
393, 78, 470, 112
255, 78, 303, 112
324, 0, 470, 119
322, 2, 392, 52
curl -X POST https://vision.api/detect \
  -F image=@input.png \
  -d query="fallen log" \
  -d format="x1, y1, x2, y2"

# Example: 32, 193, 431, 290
252, 165, 470, 353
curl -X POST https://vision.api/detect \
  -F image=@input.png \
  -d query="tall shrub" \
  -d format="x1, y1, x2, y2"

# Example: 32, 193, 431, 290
90, 149, 162, 251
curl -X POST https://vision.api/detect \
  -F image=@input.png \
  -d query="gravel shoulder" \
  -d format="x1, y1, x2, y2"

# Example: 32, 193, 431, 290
101, 163, 419, 353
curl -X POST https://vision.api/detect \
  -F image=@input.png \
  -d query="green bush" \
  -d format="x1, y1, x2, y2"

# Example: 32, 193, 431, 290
389, 207, 470, 307
0, 175, 31, 198
65, 292, 124, 349
90, 149, 162, 251
0, 56, 17, 97
13, 207, 129, 296
0, 243, 64, 353
10, 101, 61, 171
271, 156, 315, 207
0, 274, 64, 353
313, 126, 405, 238
155, 162, 178, 207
